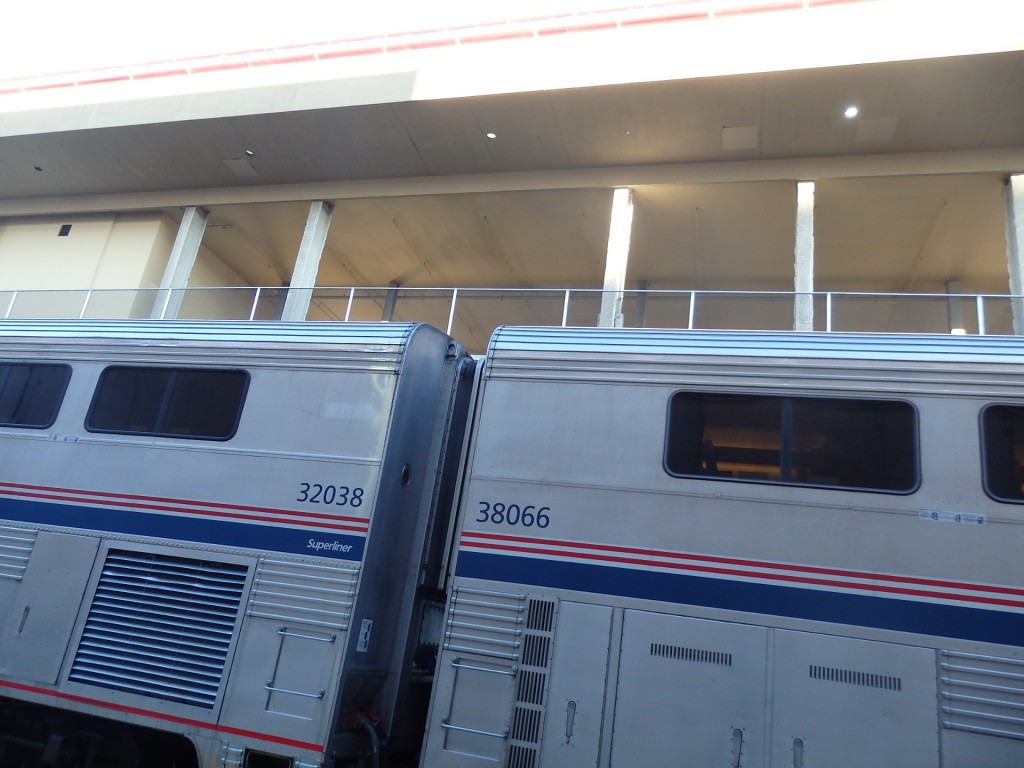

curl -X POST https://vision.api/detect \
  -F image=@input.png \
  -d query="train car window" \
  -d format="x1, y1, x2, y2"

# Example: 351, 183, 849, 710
981, 405, 1024, 502
86, 367, 248, 440
0, 363, 71, 428
665, 392, 917, 493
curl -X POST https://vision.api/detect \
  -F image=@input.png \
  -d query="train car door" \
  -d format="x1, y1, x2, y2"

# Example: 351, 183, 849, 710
609, 610, 769, 767
770, 630, 939, 768
0, 531, 99, 684
537, 601, 612, 768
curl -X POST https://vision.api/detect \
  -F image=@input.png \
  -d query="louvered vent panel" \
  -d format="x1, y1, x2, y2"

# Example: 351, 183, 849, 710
510, 706, 543, 742
247, 558, 359, 630
506, 597, 556, 768
809, 664, 902, 691
525, 599, 555, 632
444, 586, 526, 660
69, 550, 248, 709
0, 526, 36, 582
517, 670, 546, 705
651, 642, 733, 666
521, 634, 551, 668
507, 744, 537, 768
941, 650, 1024, 740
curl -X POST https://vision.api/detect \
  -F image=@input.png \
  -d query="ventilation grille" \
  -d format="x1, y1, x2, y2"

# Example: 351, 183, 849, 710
521, 633, 552, 668
0, 526, 36, 582
507, 598, 556, 768
526, 598, 555, 632
510, 706, 543, 742
810, 664, 902, 691
941, 650, 1024, 740
507, 744, 537, 768
247, 558, 358, 630
517, 669, 547, 705
70, 550, 248, 709
651, 642, 733, 666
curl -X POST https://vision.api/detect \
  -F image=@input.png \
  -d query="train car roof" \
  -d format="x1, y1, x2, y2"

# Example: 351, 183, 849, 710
483, 327, 1024, 397
487, 327, 1024, 364
0, 320, 425, 347
0, 320, 461, 372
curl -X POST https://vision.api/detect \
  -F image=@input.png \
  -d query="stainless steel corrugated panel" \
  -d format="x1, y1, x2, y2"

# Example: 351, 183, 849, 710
484, 327, 1024, 394
488, 327, 1024, 365
941, 650, 1024, 740
0, 320, 418, 347
69, 550, 248, 709
246, 558, 359, 630
0, 321, 429, 371
0, 525, 35, 582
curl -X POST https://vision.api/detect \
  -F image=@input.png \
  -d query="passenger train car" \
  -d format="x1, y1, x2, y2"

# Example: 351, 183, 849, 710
0, 321, 472, 768
421, 327, 1024, 768
1, 321, 1024, 767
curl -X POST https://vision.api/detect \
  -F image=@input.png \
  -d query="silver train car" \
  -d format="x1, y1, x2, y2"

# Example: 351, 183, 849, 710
3, 322, 1024, 767
0, 321, 472, 768
422, 327, 1024, 768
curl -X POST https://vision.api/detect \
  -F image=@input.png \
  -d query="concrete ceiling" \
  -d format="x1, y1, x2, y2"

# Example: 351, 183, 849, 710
1, 50, 1023, 345
4, 52, 1022, 196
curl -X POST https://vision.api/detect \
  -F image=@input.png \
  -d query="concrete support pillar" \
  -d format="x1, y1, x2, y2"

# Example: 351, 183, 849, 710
598, 187, 635, 328
382, 281, 400, 322
281, 201, 334, 322
793, 181, 815, 331
152, 206, 208, 319
1005, 175, 1024, 335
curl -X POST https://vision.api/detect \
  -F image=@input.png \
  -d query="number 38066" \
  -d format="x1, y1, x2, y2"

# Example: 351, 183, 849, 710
477, 502, 550, 528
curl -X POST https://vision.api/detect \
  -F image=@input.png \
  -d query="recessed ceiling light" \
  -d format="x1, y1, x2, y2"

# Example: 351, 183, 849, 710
844, 105, 859, 119
485, 132, 497, 139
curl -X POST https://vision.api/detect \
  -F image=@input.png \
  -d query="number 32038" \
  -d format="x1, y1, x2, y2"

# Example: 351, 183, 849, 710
297, 483, 364, 507
477, 502, 550, 528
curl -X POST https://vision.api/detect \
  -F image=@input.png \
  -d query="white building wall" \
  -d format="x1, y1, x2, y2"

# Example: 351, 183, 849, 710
0, 214, 170, 317
0, 213, 252, 319
181, 245, 256, 320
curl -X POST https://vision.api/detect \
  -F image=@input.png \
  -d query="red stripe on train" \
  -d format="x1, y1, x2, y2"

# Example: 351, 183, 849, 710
0, 679, 323, 753
460, 531, 1024, 607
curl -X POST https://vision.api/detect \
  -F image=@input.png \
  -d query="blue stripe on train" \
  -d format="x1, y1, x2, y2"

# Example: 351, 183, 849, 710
0, 497, 366, 561
455, 550, 1024, 647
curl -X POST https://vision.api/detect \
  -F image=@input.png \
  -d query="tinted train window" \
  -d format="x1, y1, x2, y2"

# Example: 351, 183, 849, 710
665, 392, 917, 493
87, 367, 248, 440
0, 363, 71, 428
982, 405, 1024, 502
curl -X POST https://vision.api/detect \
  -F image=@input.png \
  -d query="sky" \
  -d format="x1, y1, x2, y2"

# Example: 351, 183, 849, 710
0, 0, 626, 79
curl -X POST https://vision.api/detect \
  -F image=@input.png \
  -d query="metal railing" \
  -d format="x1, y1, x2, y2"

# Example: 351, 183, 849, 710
0, 286, 1018, 343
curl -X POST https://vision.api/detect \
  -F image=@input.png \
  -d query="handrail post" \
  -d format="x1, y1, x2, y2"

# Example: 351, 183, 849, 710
447, 288, 459, 335
78, 289, 93, 319
157, 289, 173, 320
5, 291, 17, 319
688, 291, 696, 330
247, 287, 262, 321
562, 290, 571, 327
976, 295, 987, 336
826, 292, 833, 333
344, 287, 355, 322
